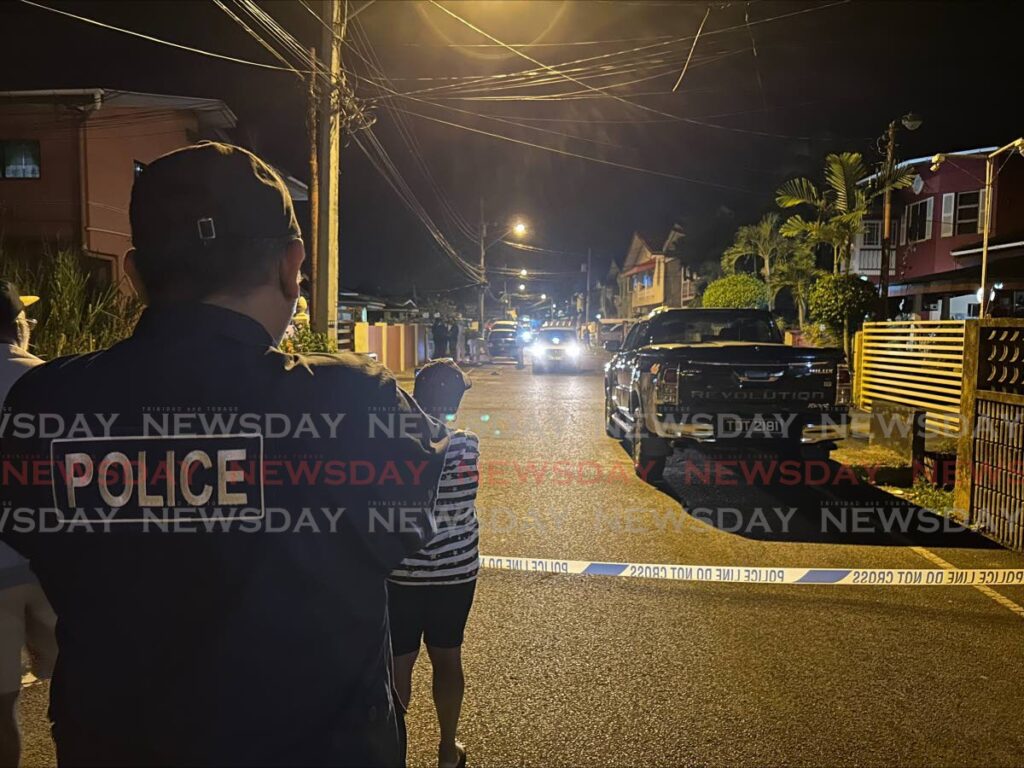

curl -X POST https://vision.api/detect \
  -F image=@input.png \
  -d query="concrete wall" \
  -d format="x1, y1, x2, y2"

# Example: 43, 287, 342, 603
81, 108, 197, 283
352, 322, 429, 373
0, 104, 81, 244
0, 102, 198, 286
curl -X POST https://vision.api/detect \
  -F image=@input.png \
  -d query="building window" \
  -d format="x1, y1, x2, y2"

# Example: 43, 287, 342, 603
133, 160, 147, 178
862, 221, 882, 247
906, 197, 933, 243
955, 190, 981, 235
1, 140, 41, 179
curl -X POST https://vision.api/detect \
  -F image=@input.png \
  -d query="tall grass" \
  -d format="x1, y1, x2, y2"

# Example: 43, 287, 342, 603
0, 246, 142, 361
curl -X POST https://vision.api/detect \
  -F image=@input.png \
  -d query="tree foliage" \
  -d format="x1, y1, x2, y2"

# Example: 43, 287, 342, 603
808, 274, 877, 334
777, 151, 916, 275
0, 247, 142, 360
720, 213, 796, 311
701, 273, 768, 309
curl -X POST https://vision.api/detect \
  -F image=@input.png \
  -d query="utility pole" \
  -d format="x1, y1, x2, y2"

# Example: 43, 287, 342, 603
478, 197, 487, 331
306, 46, 319, 319
878, 120, 896, 318
584, 247, 592, 325
312, 0, 341, 337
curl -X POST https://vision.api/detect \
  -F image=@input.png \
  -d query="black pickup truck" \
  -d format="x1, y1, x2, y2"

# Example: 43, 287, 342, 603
604, 307, 850, 481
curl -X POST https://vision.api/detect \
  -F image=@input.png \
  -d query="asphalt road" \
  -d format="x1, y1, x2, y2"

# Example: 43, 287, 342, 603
17, 352, 1024, 767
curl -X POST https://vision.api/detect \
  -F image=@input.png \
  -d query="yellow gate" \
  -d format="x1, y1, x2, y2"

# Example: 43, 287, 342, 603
855, 320, 966, 435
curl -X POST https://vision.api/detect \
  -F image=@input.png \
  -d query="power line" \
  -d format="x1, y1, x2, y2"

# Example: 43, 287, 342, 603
671, 6, 711, 92
391, 106, 755, 193
424, 0, 827, 140
18, 0, 307, 73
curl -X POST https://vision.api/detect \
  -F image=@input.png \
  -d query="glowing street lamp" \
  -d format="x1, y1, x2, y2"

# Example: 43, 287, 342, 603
541, 293, 547, 300
518, 283, 526, 292
512, 221, 528, 237
519, 268, 528, 277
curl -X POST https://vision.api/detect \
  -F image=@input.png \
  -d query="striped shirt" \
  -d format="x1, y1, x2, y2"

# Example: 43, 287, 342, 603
389, 429, 480, 585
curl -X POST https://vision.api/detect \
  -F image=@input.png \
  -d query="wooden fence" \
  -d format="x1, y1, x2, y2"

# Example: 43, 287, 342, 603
854, 320, 966, 435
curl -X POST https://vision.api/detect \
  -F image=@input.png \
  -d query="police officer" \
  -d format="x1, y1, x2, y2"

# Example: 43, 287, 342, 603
0, 142, 448, 766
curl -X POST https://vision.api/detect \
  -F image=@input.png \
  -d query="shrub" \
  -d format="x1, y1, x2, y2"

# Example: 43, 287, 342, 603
700, 273, 768, 309
0, 246, 142, 360
808, 274, 876, 337
279, 322, 338, 354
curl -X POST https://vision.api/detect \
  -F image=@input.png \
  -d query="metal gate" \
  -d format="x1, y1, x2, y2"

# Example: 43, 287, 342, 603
855, 320, 965, 435
954, 319, 1024, 551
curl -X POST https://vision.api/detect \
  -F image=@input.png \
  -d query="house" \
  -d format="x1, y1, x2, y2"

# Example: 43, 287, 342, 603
0, 88, 307, 288
617, 231, 688, 317
850, 146, 1024, 318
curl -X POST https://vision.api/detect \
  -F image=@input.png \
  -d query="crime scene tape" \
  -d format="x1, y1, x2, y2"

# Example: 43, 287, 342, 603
478, 555, 1024, 586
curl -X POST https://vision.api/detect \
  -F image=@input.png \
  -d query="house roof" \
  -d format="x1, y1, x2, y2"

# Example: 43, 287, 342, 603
0, 88, 238, 130
861, 146, 998, 184
950, 234, 1024, 257
0, 88, 309, 202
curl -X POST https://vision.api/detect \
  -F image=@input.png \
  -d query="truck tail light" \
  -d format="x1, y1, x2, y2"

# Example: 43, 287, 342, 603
656, 366, 679, 404
836, 363, 852, 405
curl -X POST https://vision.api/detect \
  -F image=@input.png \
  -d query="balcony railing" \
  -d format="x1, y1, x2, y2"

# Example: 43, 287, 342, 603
631, 284, 663, 307
851, 247, 895, 276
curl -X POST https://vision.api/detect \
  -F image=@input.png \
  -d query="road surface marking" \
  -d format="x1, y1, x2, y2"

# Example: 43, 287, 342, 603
909, 545, 1024, 620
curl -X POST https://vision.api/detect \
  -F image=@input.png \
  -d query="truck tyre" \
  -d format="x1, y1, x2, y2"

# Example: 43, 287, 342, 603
605, 394, 624, 438
632, 436, 667, 482
631, 405, 669, 482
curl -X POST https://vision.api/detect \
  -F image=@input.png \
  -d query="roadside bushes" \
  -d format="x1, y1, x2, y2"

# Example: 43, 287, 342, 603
700, 273, 768, 309
0, 246, 142, 360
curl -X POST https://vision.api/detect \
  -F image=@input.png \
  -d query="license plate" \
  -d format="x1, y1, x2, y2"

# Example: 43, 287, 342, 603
722, 417, 786, 437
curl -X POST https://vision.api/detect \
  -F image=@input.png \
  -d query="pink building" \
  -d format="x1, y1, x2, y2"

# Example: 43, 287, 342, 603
851, 147, 1024, 318
0, 89, 306, 289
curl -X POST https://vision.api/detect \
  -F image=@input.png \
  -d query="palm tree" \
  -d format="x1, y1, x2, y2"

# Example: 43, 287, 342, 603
770, 244, 821, 328
721, 213, 792, 310
777, 152, 915, 274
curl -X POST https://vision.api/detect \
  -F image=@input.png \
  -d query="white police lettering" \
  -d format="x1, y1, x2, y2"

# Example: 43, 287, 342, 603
51, 434, 264, 523
66, 448, 249, 509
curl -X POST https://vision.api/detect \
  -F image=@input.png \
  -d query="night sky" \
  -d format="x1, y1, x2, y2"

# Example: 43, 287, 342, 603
1, 0, 1017, 302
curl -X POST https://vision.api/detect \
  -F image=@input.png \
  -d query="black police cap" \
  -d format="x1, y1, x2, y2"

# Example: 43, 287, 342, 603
129, 141, 300, 255
0, 280, 38, 326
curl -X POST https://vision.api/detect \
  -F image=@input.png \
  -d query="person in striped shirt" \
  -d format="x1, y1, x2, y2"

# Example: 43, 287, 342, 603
390, 359, 479, 768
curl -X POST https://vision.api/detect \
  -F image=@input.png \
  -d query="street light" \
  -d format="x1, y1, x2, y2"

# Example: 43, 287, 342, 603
541, 293, 547, 300
518, 283, 526, 292
931, 138, 1024, 318
519, 268, 528, 277
878, 112, 923, 313
477, 201, 530, 329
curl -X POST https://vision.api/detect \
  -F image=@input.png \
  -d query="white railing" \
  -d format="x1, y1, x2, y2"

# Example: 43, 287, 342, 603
851, 248, 897, 276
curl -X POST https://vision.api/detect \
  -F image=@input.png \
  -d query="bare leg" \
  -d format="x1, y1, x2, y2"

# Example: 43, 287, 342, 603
425, 645, 465, 766
393, 650, 419, 710
0, 690, 20, 768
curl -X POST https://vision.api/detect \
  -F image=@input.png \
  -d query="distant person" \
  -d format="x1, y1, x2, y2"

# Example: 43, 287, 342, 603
390, 359, 479, 768
432, 316, 449, 358
0, 143, 448, 766
447, 318, 462, 363
0, 282, 58, 768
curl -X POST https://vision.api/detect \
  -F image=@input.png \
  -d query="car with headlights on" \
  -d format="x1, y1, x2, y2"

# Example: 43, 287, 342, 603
528, 327, 582, 373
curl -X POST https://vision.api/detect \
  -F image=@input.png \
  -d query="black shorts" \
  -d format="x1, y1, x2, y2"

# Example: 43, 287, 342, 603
387, 580, 477, 656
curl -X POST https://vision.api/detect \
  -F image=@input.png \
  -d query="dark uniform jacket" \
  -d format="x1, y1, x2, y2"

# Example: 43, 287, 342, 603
0, 303, 448, 766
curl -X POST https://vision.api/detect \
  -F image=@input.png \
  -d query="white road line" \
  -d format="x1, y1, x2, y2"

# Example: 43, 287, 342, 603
910, 545, 1024, 620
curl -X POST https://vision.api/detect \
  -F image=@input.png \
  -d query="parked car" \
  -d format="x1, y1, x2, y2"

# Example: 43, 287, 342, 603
486, 326, 520, 360
604, 307, 850, 481
528, 327, 582, 374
